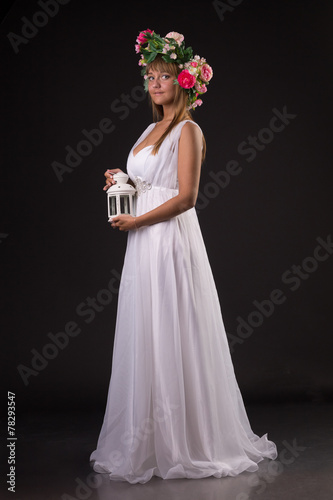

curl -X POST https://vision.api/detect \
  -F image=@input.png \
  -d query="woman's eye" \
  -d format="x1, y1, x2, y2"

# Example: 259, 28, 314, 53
148, 74, 170, 81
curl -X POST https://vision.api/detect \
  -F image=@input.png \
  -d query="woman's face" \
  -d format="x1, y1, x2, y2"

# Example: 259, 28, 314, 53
147, 69, 177, 107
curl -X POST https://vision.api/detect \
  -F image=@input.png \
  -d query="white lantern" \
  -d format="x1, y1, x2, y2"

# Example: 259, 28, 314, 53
106, 172, 136, 221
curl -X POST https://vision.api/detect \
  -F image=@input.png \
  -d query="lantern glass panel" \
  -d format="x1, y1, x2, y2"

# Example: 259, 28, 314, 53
109, 196, 117, 216
120, 195, 130, 214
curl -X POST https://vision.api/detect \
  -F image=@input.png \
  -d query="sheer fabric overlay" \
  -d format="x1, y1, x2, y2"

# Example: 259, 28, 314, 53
90, 121, 277, 484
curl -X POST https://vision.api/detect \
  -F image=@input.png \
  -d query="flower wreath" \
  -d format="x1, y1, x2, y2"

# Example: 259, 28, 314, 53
135, 29, 213, 110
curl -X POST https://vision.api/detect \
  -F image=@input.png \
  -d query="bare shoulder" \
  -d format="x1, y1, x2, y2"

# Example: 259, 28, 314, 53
179, 121, 202, 149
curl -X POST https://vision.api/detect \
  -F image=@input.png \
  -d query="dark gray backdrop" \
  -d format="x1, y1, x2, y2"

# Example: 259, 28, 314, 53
1, 0, 333, 413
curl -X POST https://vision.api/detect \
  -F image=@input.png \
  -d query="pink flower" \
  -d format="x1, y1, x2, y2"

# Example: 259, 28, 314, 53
165, 31, 184, 46
195, 82, 207, 93
191, 61, 198, 67
135, 44, 141, 54
136, 29, 153, 45
177, 70, 196, 89
200, 64, 213, 82
192, 99, 203, 109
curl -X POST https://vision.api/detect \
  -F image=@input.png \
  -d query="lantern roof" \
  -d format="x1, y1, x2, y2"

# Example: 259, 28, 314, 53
106, 173, 136, 195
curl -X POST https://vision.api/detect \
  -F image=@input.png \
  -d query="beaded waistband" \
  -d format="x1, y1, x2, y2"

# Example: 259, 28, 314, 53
134, 177, 178, 196
134, 177, 152, 196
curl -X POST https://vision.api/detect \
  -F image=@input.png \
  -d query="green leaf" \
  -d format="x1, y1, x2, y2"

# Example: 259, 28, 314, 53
146, 51, 157, 64
154, 33, 166, 45
141, 48, 151, 58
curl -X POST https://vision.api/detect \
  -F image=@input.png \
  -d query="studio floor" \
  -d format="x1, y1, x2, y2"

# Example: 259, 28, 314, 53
4, 402, 333, 500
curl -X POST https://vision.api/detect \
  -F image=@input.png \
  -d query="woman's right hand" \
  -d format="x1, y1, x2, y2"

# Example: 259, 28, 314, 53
103, 169, 124, 191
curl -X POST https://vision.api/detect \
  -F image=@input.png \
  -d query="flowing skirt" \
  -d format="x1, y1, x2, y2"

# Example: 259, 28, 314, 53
90, 186, 277, 483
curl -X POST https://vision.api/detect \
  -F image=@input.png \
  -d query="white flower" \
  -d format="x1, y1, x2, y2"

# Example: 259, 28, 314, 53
187, 65, 197, 75
194, 54, 200, 60
165, 31, 184, 46
170, 53, 177, 60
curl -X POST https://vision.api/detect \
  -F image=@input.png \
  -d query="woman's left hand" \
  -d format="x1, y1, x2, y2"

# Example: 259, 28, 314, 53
110, 215, 137, 232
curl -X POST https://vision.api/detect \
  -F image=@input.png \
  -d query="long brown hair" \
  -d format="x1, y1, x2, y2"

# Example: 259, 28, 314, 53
146, 55, 206, 162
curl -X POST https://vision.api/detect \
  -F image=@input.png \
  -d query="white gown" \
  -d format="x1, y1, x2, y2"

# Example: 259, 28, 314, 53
90, 120, 277, 484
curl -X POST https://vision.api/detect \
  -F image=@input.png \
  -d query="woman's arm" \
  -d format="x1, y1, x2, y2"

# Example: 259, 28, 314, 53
111, 122, 202, 232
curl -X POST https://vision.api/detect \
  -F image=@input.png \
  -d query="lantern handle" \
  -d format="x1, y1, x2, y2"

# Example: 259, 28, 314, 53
113, 172, 129, 185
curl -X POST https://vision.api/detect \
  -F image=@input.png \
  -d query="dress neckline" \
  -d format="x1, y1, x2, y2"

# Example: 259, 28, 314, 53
132, 123, 157, 158
132, 144, 153, 158
132, 120, 199, 158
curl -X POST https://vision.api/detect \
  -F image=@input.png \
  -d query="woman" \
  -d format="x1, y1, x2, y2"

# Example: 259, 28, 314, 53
90, 30, 277, 484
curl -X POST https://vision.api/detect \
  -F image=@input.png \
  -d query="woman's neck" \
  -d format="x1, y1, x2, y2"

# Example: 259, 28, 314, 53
161, 104, 176, 122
